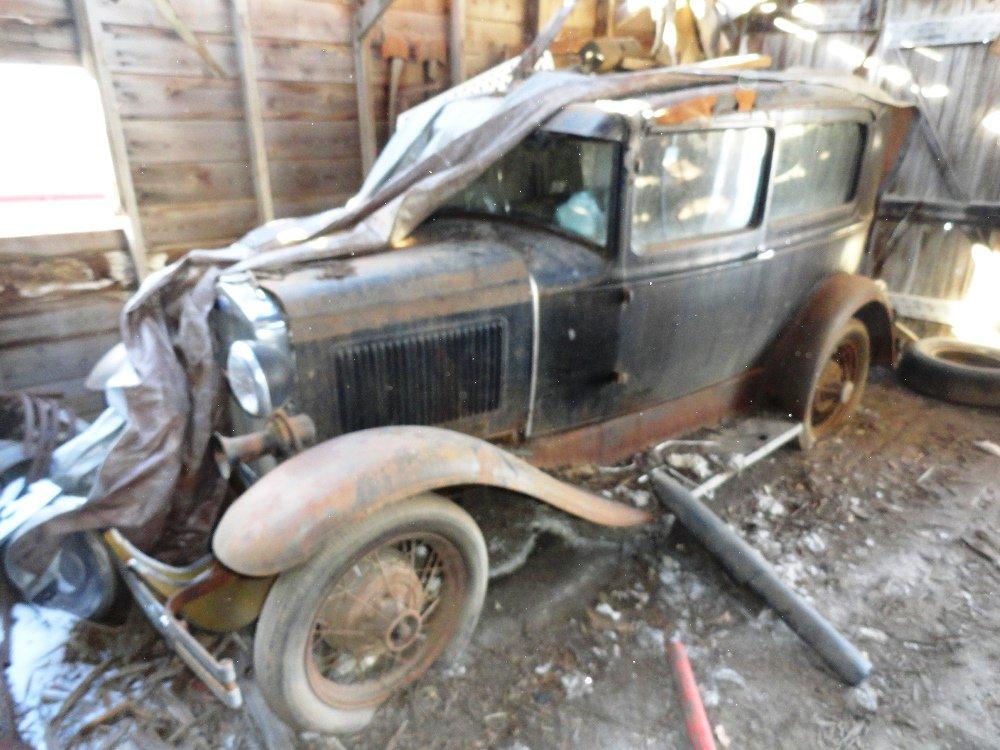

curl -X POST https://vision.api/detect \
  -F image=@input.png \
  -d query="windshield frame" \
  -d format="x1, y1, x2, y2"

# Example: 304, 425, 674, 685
431, 132, 625, 256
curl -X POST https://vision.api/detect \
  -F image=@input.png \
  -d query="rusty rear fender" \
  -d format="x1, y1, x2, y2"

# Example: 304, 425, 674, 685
212, 426, 651, 577
766, 272, 894, 416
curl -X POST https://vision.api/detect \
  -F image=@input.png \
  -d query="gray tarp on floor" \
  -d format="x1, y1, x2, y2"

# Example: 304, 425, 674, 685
9, 65, 909, 574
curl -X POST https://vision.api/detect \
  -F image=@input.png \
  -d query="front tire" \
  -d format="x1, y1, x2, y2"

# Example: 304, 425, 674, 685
253, 493, 488, 734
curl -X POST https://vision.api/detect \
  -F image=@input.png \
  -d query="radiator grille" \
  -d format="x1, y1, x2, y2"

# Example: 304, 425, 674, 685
296, 321, 504, 438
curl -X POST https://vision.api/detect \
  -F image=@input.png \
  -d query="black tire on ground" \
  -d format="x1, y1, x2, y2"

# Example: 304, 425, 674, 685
798, 318, 872, 449
897, 337, 1000, 408
253, 493, 488, 734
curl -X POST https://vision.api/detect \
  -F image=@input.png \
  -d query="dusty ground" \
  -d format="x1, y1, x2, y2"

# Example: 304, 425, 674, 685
4, 373, 999, 749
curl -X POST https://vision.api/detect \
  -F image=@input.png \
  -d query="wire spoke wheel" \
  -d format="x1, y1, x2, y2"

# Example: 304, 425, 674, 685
305, 533, 465, 710
253, 494, 487, 734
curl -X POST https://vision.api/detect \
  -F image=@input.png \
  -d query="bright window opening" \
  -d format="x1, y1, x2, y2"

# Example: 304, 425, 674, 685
0, 63, 121, 238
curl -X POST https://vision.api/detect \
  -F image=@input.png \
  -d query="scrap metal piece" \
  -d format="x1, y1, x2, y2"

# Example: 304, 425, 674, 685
668, 640, 717, 750
104, 529, 272, 633
689, 423, 803, 499
650, 470, 872, 686
116, 560, 243, 709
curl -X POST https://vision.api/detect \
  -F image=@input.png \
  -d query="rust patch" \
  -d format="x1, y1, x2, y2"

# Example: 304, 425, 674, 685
524, 370, 762, 469
213, 426, 651, 577
734, 88, 757, 112
654, 95, 718, 126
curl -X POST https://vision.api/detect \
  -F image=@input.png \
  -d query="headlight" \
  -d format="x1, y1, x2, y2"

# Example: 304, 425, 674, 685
226, 340, 292, 417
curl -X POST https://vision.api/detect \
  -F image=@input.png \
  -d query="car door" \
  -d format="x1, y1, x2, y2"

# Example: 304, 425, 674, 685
612, 115, 776, 413
744, 109, 875, 367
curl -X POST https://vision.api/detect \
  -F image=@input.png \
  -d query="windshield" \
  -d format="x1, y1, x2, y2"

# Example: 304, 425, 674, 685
437, 131, 620, 247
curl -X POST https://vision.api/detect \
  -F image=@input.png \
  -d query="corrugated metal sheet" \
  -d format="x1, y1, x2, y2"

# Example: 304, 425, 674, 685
753, 0, 1000, 204
752, 0, 1000, 338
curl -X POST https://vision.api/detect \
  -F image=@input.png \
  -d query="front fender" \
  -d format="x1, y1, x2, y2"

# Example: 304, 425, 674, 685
213, 426, 651, 576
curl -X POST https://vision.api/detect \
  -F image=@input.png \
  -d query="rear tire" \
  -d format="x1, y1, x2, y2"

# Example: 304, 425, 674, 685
898, 337, 1000, 408
253, 493, 487, 734
799, 318, 871, 448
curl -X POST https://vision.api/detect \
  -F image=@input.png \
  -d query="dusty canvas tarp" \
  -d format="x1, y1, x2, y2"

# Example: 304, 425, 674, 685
9, 65, 909, 573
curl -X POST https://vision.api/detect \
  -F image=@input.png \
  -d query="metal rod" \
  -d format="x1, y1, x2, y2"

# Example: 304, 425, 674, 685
668, 640, 717, 750
651, 470, 873, 686
691, 423, 803, 499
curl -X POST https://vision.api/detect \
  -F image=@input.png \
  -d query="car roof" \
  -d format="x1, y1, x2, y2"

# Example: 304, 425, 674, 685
541, 68, 905, 141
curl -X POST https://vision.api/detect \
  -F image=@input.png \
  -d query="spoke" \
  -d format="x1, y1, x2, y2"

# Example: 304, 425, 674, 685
373, 553, 401, 605
420, 595, 442, 618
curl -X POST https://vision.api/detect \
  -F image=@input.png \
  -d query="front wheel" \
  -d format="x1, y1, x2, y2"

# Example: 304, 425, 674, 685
253, 494, 488, 734
800, 318, 871, 447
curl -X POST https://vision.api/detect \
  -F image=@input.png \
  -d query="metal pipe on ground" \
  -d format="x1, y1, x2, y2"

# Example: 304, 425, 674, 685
650, 469, 873, 686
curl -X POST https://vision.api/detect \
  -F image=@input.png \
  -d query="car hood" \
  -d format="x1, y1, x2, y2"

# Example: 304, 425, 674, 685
256, 219, 533, 346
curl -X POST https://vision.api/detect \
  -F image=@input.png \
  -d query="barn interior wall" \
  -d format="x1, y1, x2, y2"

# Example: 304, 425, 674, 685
0, 0, 531, 415
3, 0, 998, 412
750, 0, 1000, 337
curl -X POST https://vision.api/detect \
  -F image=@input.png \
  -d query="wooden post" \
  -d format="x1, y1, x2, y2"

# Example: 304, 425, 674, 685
230, 0, 275, 222
354, 0, 396, 175
70, 0, 150, 278
449, 0, 466, 86
354, 32, 377, 174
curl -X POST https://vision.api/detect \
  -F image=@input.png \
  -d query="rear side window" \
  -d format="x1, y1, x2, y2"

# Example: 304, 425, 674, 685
770, 122, 865, 220
631, 127, 770, 250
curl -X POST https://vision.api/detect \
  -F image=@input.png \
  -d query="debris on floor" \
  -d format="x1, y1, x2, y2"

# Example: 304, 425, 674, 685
2, 377, 998, 748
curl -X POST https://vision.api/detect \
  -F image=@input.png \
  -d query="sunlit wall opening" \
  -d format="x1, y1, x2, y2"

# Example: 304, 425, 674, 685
0, 63, 120, 238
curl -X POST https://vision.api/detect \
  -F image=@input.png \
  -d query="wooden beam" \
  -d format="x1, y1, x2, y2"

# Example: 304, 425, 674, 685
449, 0, 466, 86
230, 0, 274, 222
353, 0, 396, 174
70, 0, 149, 279
515, 0, 579, 78
355, 0, 395, 38
149, 0, 226, 77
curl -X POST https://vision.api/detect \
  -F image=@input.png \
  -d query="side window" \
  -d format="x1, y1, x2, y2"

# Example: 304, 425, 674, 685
631, 127, 770, 250
770, 122, 865, 220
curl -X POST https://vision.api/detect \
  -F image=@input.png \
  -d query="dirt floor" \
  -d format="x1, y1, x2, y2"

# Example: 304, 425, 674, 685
4, 372, 999, 749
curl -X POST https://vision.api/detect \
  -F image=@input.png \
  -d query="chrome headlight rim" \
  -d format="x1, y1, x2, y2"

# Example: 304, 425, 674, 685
226, 340, 274, 417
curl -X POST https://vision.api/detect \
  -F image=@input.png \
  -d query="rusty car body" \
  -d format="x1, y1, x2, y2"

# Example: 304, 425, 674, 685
89, 68, 909, 731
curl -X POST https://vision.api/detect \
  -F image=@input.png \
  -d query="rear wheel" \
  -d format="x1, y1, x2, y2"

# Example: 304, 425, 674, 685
253, 494, 487, 734
801, 318, 871, 448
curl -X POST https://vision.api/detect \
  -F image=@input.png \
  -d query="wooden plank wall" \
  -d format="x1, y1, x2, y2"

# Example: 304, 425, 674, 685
1, 1, 128, 416
93, 0, 412, 265
467, 0, 529, 76
0, 230, 132, 418
1, 0, 534, 415
0, 0, 79, 65
91, 0, 533, 266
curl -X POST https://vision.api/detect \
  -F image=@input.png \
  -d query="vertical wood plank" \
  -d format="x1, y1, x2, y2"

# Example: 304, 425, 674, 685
231, 0, 274, 222
450, 0, 466, 85
354, 31, 377, 174
354, 0, 396, 174
69, 0, 149, 278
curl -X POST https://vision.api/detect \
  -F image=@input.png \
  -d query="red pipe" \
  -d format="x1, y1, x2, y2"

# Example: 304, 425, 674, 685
668, 640, 717, 750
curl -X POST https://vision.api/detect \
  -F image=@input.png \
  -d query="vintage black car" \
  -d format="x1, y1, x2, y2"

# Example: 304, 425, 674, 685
100, 70, 905, 733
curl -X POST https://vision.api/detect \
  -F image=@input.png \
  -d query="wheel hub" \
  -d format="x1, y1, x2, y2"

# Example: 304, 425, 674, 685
316, 551, 426, 656
386, 610, 423, 652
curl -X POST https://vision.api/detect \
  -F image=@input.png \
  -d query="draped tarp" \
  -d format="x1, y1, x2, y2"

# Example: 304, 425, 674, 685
9, 66, 908, 574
